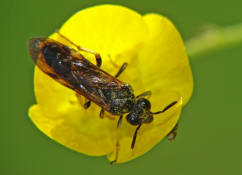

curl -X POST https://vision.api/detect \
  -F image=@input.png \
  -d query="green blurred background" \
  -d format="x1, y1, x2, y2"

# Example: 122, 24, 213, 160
1, 0, 241, 174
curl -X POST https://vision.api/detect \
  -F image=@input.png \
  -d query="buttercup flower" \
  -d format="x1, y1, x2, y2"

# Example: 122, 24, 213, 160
28, 5, 193, 163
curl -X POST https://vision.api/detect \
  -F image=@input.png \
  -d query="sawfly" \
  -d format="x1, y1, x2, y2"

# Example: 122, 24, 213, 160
28, 31, 178, 164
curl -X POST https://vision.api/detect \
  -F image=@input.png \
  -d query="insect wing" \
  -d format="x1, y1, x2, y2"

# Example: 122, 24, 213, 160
28, 37, 125, 111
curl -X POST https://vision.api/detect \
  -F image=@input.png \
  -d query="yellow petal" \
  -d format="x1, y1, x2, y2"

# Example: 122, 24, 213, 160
107, 14, 193, 163
53, 4, 149, 75
29, 104, 114, 155
137, 14, 193, 108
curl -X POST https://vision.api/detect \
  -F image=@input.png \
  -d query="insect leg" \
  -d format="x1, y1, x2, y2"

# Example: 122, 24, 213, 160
99, 109, 116, 120
136, 91, 152, 99
84, 99, 91, 109
110, 115, 123, 165
167, 123, 178, 141
75, 93, 91, 109
131, 124, 142, 149
99, 109, 105, 118
115, 63, 128, 78
56, 30, 102, 67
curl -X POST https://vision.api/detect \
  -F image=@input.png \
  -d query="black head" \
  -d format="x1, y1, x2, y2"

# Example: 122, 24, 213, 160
126, 98, 153, 126
126, 98, 178, 149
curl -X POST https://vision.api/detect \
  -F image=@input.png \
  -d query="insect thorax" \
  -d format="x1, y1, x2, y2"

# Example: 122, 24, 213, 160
103, 84, 135, 115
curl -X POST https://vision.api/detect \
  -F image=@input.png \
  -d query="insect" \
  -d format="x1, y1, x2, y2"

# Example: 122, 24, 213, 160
28, 31, 179, 164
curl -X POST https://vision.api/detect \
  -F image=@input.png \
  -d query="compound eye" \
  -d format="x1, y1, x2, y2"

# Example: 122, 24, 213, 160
126, 113, 140, 125
137, 98, 151, 110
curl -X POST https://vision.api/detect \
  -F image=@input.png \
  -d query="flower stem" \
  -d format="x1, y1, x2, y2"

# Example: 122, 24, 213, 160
185, 23, 242, 58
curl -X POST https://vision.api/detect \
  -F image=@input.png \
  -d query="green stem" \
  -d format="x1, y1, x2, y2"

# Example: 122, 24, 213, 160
185, 23, 242, 57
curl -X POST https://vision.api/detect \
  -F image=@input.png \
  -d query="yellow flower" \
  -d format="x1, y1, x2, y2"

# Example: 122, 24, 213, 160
28, 5, 193, 164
